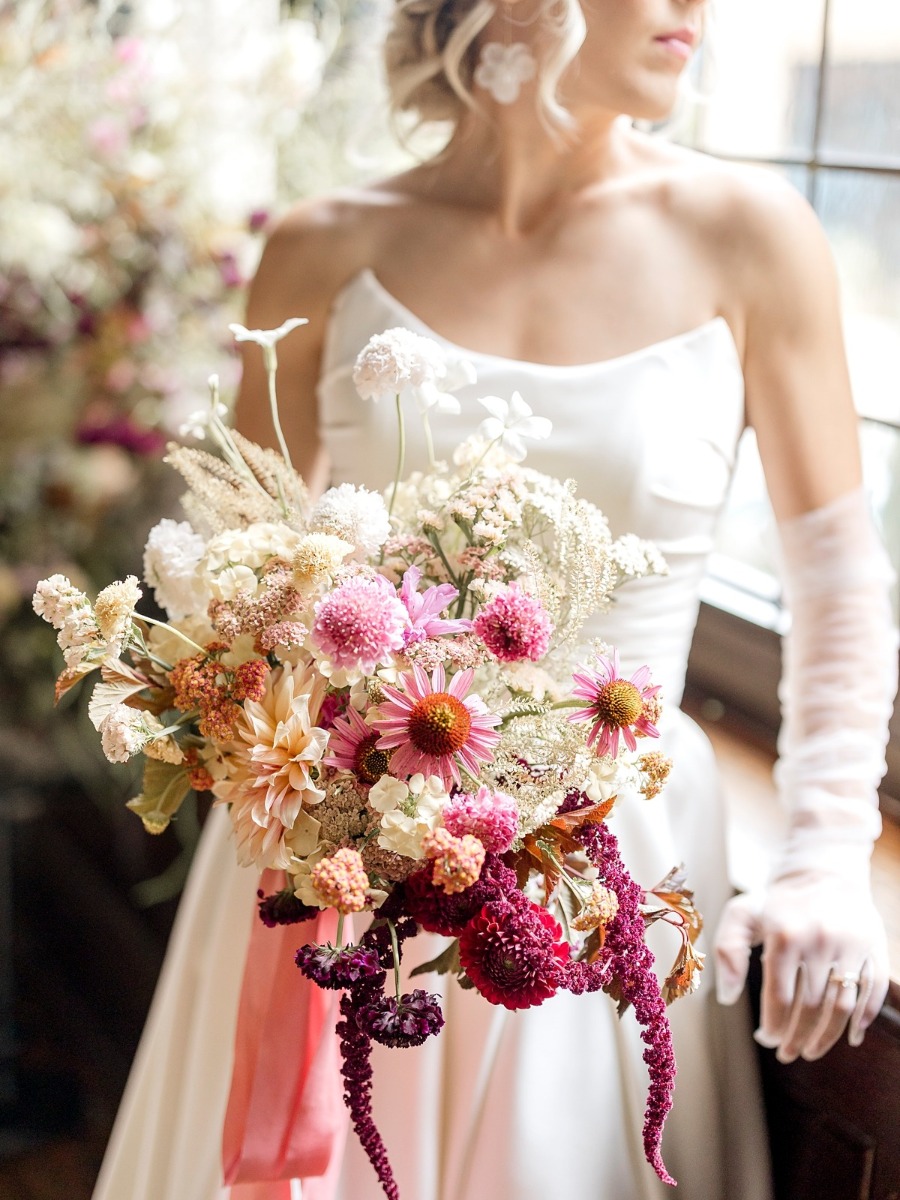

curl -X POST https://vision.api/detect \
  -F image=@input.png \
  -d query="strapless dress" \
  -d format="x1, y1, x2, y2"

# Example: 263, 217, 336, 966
92, 267, 773, 1200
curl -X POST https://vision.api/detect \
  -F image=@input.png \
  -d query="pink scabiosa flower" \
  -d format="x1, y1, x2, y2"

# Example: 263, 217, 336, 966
443, 785, 518, 853
473, 582, 553, 663
569, 649, 661, 756
311, 574, 409, 676
373, 664, 500, 788
458, 892, 569, 1010
325, 703, 392, 786
399, 565, 472, 647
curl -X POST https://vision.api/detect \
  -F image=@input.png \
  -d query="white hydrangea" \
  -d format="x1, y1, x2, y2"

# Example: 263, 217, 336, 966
100, 704, 167, 763
203, 521, 304, 572
352, 327, 475, 413
309, 484, 391, 560
368, 773, 450, 859
143, 519, 210, 620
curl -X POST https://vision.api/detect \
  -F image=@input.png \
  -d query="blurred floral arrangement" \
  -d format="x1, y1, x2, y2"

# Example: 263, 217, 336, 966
0, 0, 390, 807
34, 321, 704, 1191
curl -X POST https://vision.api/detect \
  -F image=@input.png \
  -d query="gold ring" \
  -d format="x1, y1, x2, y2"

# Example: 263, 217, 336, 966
828, 968, 860, 990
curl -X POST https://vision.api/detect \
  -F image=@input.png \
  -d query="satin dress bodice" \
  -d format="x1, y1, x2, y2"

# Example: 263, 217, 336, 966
317, 268, 745, 708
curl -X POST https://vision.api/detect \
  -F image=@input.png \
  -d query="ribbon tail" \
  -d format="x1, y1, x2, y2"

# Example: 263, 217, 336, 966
223, 870, 348, 1194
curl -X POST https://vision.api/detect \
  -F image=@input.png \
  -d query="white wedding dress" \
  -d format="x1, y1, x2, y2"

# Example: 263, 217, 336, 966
93, 267, 772, 1200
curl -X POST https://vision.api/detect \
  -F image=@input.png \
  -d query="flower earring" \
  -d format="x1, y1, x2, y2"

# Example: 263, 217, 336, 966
474, 41, 537, 105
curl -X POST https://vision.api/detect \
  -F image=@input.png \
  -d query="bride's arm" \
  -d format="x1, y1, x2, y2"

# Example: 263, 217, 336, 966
712, 171, 897, 1061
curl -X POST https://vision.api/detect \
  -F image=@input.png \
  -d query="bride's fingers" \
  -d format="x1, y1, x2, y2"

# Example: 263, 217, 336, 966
848, 955, 889, 1047
774, 961, 831, 1064
757, 939, 804, 1048
801, 967, 860, 1061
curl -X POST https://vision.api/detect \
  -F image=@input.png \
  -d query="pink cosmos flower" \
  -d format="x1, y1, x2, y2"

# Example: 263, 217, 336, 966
399, 565, 472, 647
373, 664, 501, 788
324, 703, 392, 785
311, 574, 409, 674
568, 649, 661, 757
443, 785, 518, 853
473, 582, 553, 663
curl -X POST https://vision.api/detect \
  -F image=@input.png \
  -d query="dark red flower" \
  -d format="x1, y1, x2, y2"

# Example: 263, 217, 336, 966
356, 990, 444, 1048
295, 942, 385, 990
458, 892, 569, 1010
256, 887, 317, 928
404, 853, 517, 936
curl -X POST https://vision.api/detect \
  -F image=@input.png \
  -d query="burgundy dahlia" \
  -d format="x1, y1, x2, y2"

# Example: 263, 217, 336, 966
256, 887, 317, 928
295, 942, 386, 990
404, 853, 518, 936
356, 990, 445, 1048
458, 891, 569, 1010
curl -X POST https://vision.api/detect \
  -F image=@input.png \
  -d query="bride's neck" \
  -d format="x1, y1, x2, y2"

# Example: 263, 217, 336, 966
435, 106, 634, 237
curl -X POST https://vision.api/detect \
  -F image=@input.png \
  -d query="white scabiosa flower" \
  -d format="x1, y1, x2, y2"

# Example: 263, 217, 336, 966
93, 576, 142, 655
100, 704, 167, 763
309, 484, 392, 560
143, 519, 210, 621
352, 326, 475, 413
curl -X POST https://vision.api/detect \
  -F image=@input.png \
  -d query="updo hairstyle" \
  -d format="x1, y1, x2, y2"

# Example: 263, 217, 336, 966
385, 0, 587, 133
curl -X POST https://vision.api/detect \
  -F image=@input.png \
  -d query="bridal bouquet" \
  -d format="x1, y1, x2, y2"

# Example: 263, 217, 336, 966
34, 320, 703, 1194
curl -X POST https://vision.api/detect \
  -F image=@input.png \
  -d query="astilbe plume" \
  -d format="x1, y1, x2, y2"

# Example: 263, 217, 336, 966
563, 821, 676, 1187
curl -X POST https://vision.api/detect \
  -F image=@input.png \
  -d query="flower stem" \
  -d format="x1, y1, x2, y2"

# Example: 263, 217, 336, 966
337, 913, 345, 948
422, 411, 436, 471
387, 393, 406, 520
262, 346, 296, 479
134, 615, 207, 656
387, 918, 401, 1001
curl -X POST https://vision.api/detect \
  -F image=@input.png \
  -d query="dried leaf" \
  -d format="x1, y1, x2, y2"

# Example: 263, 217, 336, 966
662, 941, 706, 1005
549, 798, 616, 833
603, 974, 632, 1018
88, 660, 154, 730
54, 661, 97, 704
126, 757, 191, 834
646, 863, 703, 942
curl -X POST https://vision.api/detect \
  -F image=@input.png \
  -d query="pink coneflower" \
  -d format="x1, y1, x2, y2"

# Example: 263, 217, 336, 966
324, 703, 392, 786
311, 574, 409, 674
473, 582, 553, 663
398, 565, 471, 647
568, 650, 661, 757
373, 664, 500, 788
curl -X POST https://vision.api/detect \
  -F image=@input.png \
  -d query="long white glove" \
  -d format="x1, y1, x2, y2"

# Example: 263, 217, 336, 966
714, 487, 898, 1062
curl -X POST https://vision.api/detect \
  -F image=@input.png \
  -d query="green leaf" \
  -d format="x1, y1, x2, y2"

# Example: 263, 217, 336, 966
410, 940, 461, 979
126, 757, 191, 834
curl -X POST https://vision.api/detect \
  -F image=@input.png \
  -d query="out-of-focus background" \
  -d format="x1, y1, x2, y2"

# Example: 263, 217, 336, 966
0, 1, 897, 1197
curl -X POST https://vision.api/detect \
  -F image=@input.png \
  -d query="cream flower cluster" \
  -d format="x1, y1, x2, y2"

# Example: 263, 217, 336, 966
352, 326, 475, 412
368, 773, 451, 859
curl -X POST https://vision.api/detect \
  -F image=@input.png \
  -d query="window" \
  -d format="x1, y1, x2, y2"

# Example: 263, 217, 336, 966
679, 0, 900, 628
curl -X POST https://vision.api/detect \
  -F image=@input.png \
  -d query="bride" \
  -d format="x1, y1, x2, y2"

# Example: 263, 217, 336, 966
93, 0, 897, 1197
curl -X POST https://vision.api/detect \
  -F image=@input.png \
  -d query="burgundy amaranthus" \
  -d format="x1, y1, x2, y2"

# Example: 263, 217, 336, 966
564, 821, 676, 1186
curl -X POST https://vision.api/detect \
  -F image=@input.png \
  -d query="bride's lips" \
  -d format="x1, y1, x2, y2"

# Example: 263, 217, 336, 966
653, 27, 696, 61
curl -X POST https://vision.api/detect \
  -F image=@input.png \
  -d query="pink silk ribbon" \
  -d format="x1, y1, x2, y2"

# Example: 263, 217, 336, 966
223, 870, 349, 1197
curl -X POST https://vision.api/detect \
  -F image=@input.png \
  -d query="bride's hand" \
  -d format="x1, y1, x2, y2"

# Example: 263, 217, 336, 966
713, 876, 889, 1062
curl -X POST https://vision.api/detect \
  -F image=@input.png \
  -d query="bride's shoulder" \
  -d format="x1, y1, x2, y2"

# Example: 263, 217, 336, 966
256, 179, 425, 303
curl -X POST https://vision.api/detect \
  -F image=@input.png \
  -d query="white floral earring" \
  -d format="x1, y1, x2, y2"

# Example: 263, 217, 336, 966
474, 40, 537, 105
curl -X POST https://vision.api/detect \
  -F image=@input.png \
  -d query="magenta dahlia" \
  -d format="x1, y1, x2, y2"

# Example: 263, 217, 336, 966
311, 574, 409, 674
568, 648, 661, 756
473, 582, 553, 663
373, 664, 500, 788
458, 892, 569, 1010
324, 703, 392, 785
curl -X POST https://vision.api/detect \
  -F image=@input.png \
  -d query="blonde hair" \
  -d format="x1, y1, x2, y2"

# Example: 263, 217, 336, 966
385, 0, 587, 134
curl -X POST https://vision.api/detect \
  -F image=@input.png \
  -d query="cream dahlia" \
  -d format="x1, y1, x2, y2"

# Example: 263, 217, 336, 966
212, 662, 329, 869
